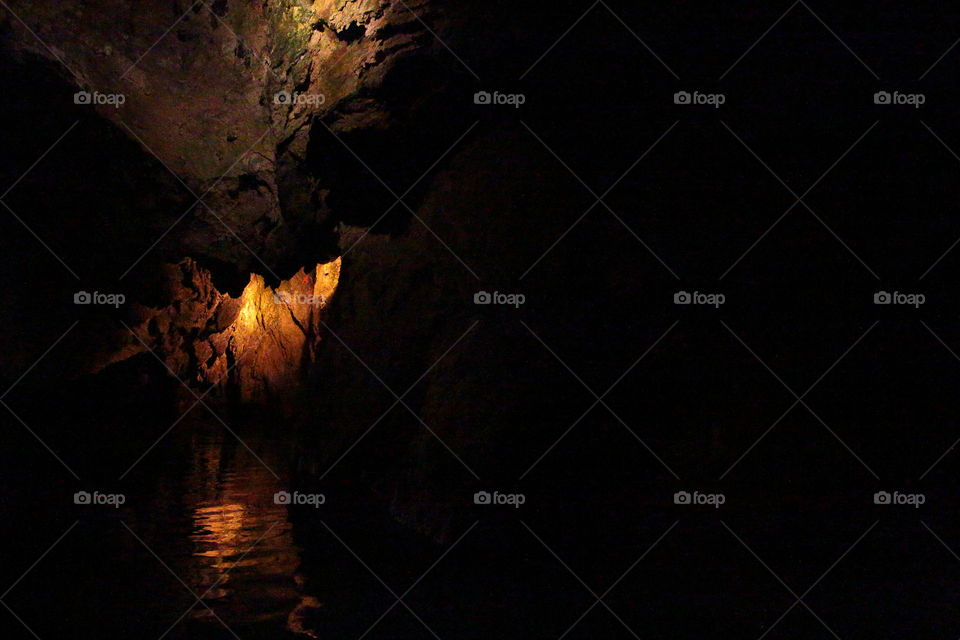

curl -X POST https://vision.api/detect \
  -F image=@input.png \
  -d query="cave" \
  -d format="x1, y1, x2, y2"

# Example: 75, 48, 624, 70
2, 1, 960, 638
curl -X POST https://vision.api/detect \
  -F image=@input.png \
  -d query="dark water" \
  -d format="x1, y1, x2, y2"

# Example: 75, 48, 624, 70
1, 409, 392, 640
4, 394, 960, 640
146, 425, 308, 637
111, 415, 455, 640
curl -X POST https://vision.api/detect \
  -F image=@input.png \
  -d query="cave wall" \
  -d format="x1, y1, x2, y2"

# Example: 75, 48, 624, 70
117, 256, 341, 406
0, 0, 469, 282
0, 0, 638, 540
299, 120, 651, 540
0, 0, 474, 381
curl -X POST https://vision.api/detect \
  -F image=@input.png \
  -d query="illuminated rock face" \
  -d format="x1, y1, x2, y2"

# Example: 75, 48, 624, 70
0, 0, 585, 540
126, 257, 340, 405
202, 258, 341, 404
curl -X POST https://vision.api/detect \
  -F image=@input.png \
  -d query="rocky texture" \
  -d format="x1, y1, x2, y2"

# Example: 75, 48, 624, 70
0, 0, 474, 385
0, 0, 468, 282
112, 256, 341, 406
0, 0, 630, 541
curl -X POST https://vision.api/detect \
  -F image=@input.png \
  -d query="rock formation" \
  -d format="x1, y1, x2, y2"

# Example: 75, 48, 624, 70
0, 0, 625, 540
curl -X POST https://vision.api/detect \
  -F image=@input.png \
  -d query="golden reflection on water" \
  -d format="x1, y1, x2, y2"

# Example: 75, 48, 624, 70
178, 432, 320, 635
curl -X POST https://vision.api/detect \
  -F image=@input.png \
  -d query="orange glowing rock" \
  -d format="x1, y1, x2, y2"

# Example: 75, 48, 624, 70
117, 257, 341, 405
204, 258, 341, 403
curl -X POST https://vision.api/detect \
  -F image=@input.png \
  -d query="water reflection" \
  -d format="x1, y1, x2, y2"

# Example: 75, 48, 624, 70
155, 422, 320, 637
